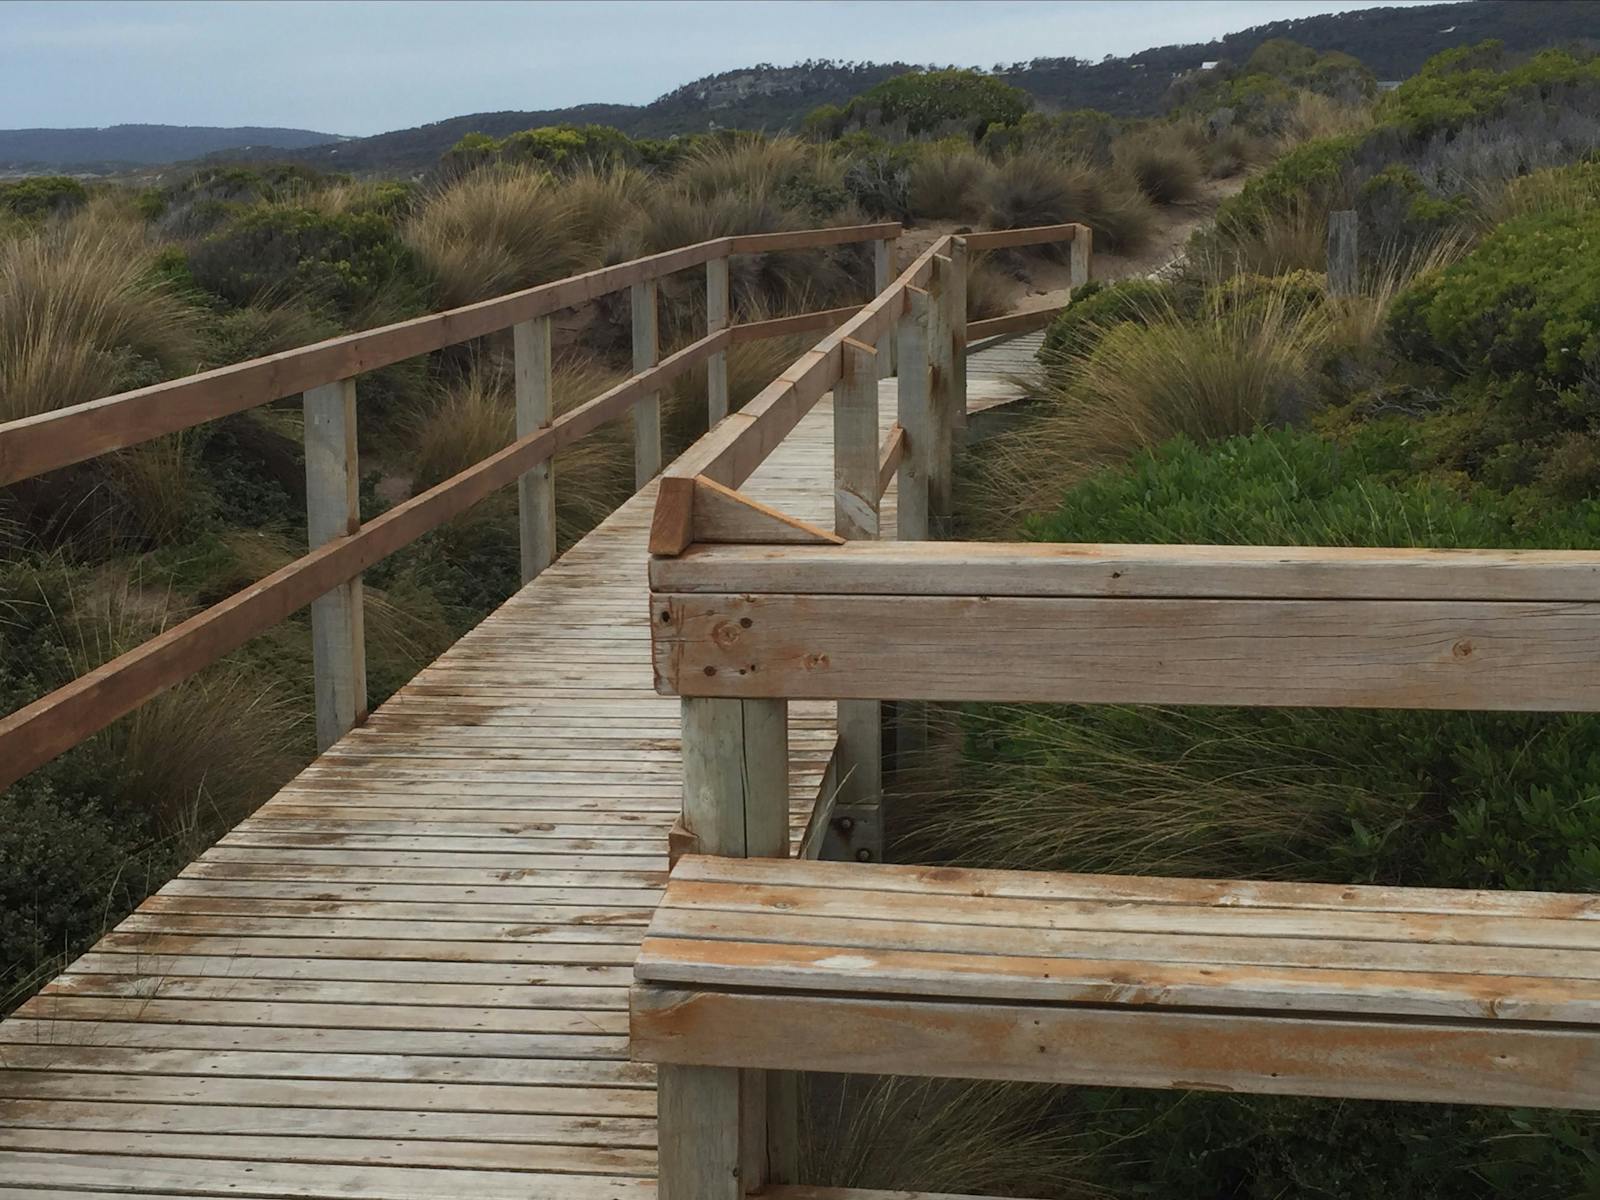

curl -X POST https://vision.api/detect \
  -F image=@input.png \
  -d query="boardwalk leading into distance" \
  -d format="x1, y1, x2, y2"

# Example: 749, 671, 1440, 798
0, 349, 1029, 1198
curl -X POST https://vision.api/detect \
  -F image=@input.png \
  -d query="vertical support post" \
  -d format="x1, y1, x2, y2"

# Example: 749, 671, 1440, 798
631, 278, 661, 487
657, 1064, 743, 1200
927, 253, 957, 538
948, 235, 969, 435
834, 338, 880, 541
706, 255, 731, 425
1069, 223, 1093, 292
873, 235, 897, 378
896, 288, 933, 544
832, 339, 884, 862
671, 696, 793, 1194
303, 378, 365, 753
1328, 209, 1358, 297
514, 315, 555, 585
893, 288, 933, 770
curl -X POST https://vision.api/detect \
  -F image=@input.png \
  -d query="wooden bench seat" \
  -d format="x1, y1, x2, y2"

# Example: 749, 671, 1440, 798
632, 855, 1600, 1111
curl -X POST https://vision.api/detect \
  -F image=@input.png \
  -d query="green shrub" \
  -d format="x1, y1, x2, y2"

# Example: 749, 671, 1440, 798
841, 68, 1030, 138
1357, 164, 1474, 248
189, 204, 426, 320
0, 175, 88, 220
1382, 43, 1600, 138
1037, 277, 1172, 361
1388, 204, 1600, 397
1215, 134, 1360, 231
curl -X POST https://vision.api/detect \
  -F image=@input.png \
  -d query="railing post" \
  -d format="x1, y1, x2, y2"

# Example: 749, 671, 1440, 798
1328, 209, 1358, 297
948, 235, 969, 435
666, 695, 793, 1196
514, 315, 555, 584
873, 234, 897, 379
706, 255, 731, 425
927, 252, 957, 537
832, 338, 884, 862
631, 278, 661, 487
303, 378, 366, 752
1070, 223, 1093, 292
893, 287, 933, 766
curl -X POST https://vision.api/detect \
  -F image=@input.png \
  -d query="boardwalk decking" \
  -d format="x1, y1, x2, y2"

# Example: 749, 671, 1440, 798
0, 348, 1030, 1198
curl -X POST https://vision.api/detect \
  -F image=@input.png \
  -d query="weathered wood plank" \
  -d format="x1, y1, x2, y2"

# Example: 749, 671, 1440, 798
648, 541, 1600, 599
632, 987, 1600, 1110
654, 594, 1600, 710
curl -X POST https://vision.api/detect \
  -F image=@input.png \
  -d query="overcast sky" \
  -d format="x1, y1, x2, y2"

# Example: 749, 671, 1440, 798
4, 0, 1452, 137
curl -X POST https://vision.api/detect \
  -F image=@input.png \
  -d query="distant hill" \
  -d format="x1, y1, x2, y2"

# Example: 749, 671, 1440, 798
10, 0, 1597, 177
0, 124, 341, 173
286, 0, 1597, 174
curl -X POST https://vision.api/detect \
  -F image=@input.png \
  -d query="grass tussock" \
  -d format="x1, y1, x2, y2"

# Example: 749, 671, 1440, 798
805, 1075, 1110, 1199
1113, 129, 1204, 206
405, 166, 578, 307
0, 223, 202, 422
908, 146, 993, 221
896, 706, 1400, 881
983, 152, 1157, 253
975, 285, 1331, 525
965, 254, 1013, 321
65, 576, 301, 834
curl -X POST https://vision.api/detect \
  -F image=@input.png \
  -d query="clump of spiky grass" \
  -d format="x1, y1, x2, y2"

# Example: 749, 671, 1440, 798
1279, 91, 1374, 146
1200, 200, 1330, 278
983, 152, 1157, 253
404, 352, 635, 547
404, 166, 577, 308
673, 135, 829, 203
64, 575, 302, 833
1112, 128, 1204, 206
965, 254, 1013, 321
972, 285, 1331, 525
804, 1074, 1111, 1198
0, 223, 202, 422
558, 164, 656, 264
895, 704, 1406, 881
907, 146, 993, 221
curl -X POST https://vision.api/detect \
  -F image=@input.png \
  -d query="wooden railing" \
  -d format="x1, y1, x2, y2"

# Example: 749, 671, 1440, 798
648, 220, 1089, 861
639, 218, 1600, 1192
0, 220, 903, 789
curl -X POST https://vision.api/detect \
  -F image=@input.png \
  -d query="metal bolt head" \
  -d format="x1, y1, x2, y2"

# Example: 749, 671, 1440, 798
855, 848, 873, 862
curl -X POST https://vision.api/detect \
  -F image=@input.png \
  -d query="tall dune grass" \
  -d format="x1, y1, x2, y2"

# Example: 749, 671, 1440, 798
0, 223, 202, 423
970, 286, 1332, 527
405, 166, 578, 307
983, 152, 1157, 253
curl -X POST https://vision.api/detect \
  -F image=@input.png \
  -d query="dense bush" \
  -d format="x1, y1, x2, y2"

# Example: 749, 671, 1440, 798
0, 175, 88, 220
1389, 204, 1600, 396
189, 204, 426, 319
833, 69, 1030, 138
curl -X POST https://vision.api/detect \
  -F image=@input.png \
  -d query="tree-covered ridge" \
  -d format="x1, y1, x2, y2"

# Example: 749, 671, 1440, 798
258, 0, 1597, 173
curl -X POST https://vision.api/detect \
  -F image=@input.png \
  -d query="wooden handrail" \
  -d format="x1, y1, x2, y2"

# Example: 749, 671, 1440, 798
653, 222, 1086, 553
0, 325, 732, 791
968, 306, 1065, 342
0, 222, 900, 486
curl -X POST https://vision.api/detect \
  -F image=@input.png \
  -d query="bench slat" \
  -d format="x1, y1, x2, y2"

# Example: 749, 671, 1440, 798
658, 878, 1600, 951
642, 907, 1600, 986
637, 936, 1600, 1022
672, 855, 1600, 922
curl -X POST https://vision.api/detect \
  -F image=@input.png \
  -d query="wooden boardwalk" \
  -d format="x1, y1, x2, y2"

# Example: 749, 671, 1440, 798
0, 346, 1037, 1196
